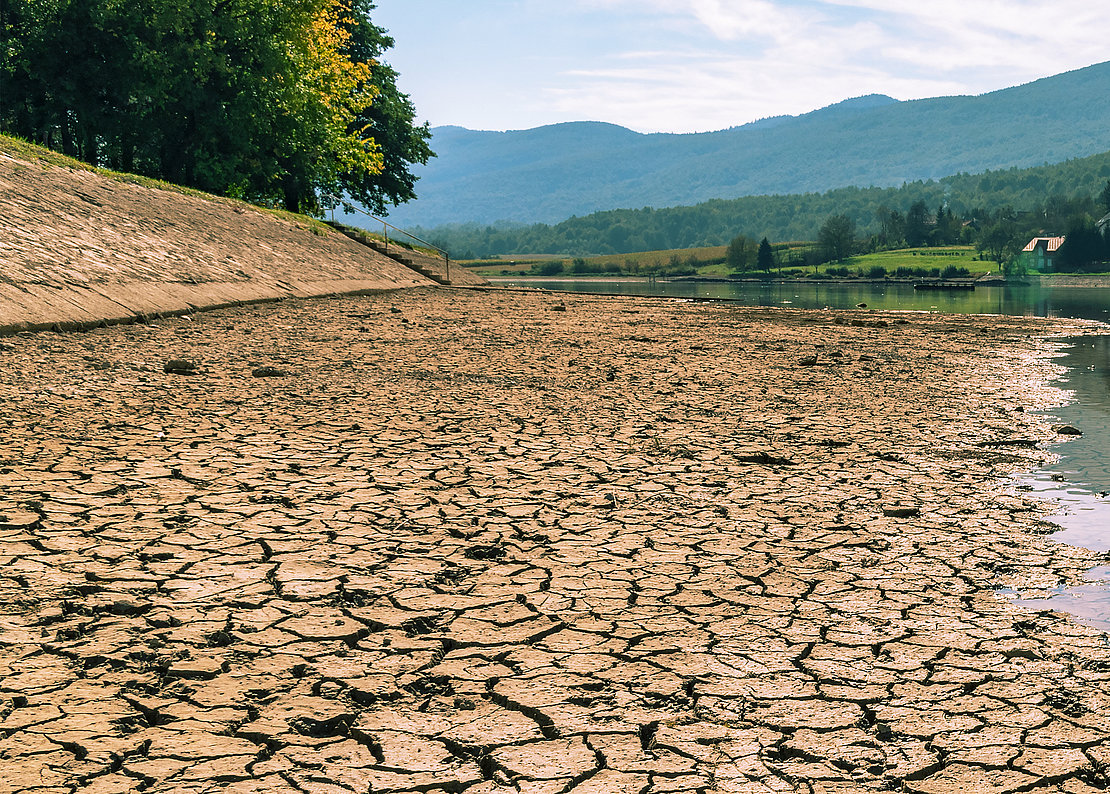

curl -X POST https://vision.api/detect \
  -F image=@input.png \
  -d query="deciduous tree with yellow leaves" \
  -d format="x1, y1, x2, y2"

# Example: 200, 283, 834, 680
0, 0, 431, 214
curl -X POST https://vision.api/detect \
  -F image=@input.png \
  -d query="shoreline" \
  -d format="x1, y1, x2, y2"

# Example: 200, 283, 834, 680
489, 273, 1110, 288
3, 289, 1110, 792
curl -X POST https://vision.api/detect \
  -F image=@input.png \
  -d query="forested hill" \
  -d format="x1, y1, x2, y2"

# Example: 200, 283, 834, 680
419, 149, 1110, 258
373, 61, 1110, 228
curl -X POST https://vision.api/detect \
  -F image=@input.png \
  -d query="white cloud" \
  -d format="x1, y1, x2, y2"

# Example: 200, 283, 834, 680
373, 0, 1106, 133
546, 0, 1107, 131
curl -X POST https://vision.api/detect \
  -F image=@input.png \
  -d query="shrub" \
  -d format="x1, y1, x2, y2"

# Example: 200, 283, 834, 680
867, 265, 887, 278
532, 260, 565, 276
826, 266, 852, 277
940, 265, 970, 278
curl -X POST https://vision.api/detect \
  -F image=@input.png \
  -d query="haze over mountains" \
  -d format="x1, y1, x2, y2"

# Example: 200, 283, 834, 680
367, 61, 1110, 230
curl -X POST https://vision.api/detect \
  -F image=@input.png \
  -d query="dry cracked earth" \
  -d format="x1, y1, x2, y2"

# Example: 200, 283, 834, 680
2, 288, 1110, 794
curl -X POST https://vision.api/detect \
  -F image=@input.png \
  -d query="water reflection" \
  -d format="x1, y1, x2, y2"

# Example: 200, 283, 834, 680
1002, 567, 1110, 633
492, 279, 1110, 323
1010, 337, 1110, 631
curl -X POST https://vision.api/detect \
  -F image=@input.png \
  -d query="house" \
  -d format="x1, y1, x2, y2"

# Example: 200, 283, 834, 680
1020, 236, 1066, 271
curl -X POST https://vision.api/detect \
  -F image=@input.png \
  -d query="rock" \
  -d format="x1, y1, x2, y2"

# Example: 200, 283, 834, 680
882, 505, 921, 518
798, 355, 819, 366
1053, 424, 1082, 436
252, 366, 289, 378
163, 358, 198, 375
552, 303, 567, 312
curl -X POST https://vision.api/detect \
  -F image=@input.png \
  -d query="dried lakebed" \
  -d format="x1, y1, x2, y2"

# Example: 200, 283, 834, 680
1, 288, 1109, 794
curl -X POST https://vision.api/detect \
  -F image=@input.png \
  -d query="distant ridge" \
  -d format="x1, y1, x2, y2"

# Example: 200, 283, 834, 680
367, 62, 1110, 228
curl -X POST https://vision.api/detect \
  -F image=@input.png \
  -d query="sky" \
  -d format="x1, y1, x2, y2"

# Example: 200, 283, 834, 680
369, 0, 1107, 135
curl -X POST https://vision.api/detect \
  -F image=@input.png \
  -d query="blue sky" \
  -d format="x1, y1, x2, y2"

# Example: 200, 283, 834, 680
371, 1, 1106, 134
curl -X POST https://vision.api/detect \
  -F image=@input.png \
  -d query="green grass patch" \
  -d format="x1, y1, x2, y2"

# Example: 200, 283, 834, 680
849, 246, 989, 273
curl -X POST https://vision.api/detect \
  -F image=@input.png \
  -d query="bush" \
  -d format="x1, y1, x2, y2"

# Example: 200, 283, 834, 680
532, 260, 565, 276
867, 265, 887, 278
826, 266, 852, 277
940, 265, 970, 278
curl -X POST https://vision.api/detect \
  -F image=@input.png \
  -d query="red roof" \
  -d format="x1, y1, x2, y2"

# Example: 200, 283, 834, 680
1022, 236, 1065, 253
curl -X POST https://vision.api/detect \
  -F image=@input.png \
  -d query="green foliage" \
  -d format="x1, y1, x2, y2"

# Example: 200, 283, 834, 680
866, 265, 887, 278
726, 235, 756, 272
818, 214, 857, 262
531, 260, 565, 276
1056, 217, 1110, 271
0, 0, 428, 214
337, 1, 434, 215
419, 149, 1110, 259
757, 237, 774, 272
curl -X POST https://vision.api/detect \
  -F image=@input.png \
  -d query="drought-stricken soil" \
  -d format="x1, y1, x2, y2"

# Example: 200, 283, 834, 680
1, 288, 1109, 793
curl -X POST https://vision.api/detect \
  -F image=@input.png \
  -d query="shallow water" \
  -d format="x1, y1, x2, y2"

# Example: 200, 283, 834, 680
1007, 337, 1110, 630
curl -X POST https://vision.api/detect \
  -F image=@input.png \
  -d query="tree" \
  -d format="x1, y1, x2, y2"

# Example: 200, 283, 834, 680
875, 205, 905, 249
1056, 217, 1108, 272
337, 1, 434, 215
977, 221, 1019, 270
0, 0, 430, 215
1100, 180, 1110, 214
726, 234, 755, 272
818, 214, 856, 262
905, 200, 930, 247
757, 237, 774, 272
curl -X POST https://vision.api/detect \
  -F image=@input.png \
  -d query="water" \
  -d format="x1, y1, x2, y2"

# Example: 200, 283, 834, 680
499, 277, 1110, 630
491, 278, 1110, 322
1007, 337, 1110, 631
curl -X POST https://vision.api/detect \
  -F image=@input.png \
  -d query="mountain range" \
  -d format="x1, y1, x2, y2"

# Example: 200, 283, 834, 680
361, 61, 1110, 230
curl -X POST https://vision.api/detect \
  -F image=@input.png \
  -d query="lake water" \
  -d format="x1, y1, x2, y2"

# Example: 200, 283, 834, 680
490, 278, 1110, 323
1007, 336, 1110, 631
496, 277, 1110, 631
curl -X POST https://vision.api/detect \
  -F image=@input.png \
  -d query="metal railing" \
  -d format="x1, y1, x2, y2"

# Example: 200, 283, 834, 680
321, 193, 450, 283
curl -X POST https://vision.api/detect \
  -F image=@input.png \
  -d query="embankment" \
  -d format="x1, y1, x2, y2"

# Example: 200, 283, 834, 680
0, 140, 462, 333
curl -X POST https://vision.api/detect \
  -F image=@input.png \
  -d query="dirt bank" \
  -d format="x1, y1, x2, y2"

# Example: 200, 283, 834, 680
2, 290, 1109, 792
0, 142, 481, 334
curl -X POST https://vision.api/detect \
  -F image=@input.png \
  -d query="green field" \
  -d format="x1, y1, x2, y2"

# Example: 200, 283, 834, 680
847, 246, 990, 274
464, 243, 998, 279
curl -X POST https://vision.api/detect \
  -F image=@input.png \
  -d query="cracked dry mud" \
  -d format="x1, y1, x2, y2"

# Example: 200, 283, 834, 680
2, 288, 1109, 794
